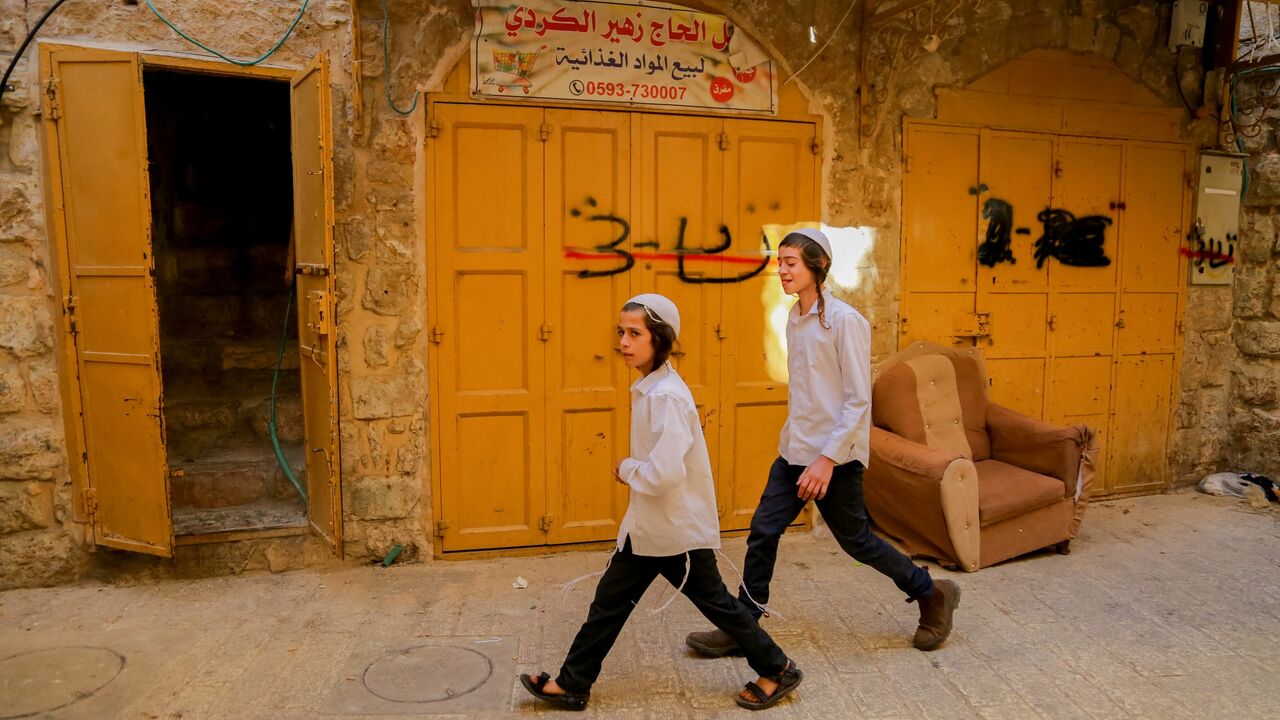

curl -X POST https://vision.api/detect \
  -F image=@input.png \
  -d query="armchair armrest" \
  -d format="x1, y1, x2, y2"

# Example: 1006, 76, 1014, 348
868, 427, 981, 572
987, 404, 1091, 497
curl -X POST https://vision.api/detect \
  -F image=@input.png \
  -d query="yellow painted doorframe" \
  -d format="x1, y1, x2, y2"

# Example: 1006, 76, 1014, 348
424, 61, 823, 558
901, 117, 1193, 497
39, 43, 343, 554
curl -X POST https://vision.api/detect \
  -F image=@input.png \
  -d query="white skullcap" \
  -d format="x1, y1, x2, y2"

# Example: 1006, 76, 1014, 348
785, 227, 833, 262
624, 293, 681, 338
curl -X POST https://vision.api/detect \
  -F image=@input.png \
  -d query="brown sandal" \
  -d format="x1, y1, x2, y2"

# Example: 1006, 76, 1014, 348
735, 659, 803, 710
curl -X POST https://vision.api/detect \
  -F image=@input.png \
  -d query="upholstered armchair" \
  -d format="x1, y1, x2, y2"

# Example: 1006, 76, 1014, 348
864, 342, 1097, 572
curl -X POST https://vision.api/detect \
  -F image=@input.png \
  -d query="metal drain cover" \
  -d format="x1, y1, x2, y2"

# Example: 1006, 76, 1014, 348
0, 646, 124, 719
363, 645, 493, 703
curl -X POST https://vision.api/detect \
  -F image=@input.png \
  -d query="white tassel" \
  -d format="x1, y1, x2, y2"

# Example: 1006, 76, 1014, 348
715, 548, 785, 620
648, 552, 691, 615
559, 552, 614, 599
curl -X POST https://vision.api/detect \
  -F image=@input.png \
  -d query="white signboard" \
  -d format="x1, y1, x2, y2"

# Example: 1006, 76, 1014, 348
472, 0, 777, 114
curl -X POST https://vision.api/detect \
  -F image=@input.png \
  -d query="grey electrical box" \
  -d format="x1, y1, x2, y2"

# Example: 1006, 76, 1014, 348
1189, 152, 1245, 285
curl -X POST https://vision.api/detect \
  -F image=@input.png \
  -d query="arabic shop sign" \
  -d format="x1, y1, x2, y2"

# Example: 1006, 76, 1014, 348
471, 0, 777, 114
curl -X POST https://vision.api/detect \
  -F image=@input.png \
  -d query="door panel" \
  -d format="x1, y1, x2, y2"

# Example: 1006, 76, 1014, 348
290, 55, 343, 556
719, 119, 814, 530
431, 104, 547, 551
635, 113, 724, 482
976, 130, 1052, 417
902, 125, 980, 349
544, 108, 632, 544
47, 49, 172, 556
1109, 355, 1174, 494
1049, 139, 1122, 290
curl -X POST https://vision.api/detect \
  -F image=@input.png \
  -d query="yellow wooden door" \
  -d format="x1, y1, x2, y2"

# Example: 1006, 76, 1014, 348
290, 55, 343, 555
1108, 143, 1190, 494
1045, 138, 1123, 486
543, 109, 632, 544
634, 113, 725, 483
718, 119, 815, 530
975, 130, 1053, 419
901, 124, 980, 349
44, 48, 173, 557
429, 104, 548, 551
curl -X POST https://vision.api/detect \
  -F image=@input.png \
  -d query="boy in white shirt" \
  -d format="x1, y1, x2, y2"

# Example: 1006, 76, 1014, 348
521, 294, 803, 711
686, 229, 961, 657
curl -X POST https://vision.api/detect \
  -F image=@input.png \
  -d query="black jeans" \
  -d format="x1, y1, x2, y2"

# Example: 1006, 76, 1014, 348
556, 540, 788, 693
736, 456, 933, 618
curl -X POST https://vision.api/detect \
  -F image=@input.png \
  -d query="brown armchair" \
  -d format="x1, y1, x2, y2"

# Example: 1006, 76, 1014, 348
864, 342, 1097, 572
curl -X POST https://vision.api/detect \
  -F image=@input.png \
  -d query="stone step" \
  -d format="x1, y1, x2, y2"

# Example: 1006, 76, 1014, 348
169, 444, 308, 510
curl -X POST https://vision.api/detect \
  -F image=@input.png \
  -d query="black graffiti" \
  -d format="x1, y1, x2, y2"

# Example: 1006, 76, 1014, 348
977, 198, 1016, 268
568, 198, 773, 284
672, 218, 772, 285
1033, 209, 1112, 269
575, 211, 634, 278
1185, 226, 1236, 273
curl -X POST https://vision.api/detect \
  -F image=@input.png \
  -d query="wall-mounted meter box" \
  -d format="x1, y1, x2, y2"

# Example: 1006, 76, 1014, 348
1169, 0, 1209, 50
1190, 151, 1245, 286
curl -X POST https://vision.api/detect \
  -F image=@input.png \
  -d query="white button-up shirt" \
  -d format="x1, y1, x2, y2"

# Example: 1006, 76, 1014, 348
616, 362, 721, 557
778, 290, 872, 468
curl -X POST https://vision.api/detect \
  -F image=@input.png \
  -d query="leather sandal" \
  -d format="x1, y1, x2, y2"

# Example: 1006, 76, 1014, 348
520, 672, 589, 711
735, 659, 803, 710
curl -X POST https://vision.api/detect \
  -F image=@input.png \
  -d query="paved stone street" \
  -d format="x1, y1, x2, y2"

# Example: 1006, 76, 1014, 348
2, 490, 1278, 719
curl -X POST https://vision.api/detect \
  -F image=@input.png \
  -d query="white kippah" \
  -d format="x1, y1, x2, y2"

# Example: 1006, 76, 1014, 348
785, 227, 833, 262
625, 293, 681, 338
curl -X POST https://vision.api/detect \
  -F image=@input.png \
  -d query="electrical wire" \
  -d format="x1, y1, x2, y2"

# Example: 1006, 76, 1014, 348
1227, 64, 1280, 195
269, 282, 307, 503
380, 0, 419, 115
0, 0, 72, 106
143, 0, 310, 67
781, 0, 857, 87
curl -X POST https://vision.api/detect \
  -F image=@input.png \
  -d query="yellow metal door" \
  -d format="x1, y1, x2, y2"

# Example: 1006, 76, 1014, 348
543, 109, 632, 544
290, 55, 343, 555
718, 119, 815, 530
901, 124, 980, 349
1107, 143, 1189, 494
1045, 138, 1123, 487
634, 113, 725, 484
44, 48, 173, 556
429, 104, 548, 551
975, 130, 1053, 419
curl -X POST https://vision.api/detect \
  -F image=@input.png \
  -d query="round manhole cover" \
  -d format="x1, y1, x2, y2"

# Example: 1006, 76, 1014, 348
0, 646, 124, 719
363, 645, 493, 703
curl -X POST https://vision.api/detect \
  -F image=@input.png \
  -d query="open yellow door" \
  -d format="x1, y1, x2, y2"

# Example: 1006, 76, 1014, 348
43, 47, 173, 556
290, 55, 343, 556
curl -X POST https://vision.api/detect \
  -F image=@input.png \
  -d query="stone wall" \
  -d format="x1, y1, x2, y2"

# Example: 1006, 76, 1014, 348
0, 0, 1256, 588
1229, 66, 1280, 480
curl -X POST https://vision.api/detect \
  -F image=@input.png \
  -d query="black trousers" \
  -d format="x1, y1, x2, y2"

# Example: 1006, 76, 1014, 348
737, 457, 933, 618
556, 540, 788, 693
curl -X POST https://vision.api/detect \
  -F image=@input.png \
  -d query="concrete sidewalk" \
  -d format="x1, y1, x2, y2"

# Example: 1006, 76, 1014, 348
2, 490, 1278, 719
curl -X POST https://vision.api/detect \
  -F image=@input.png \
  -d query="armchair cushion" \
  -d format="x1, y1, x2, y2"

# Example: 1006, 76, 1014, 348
974, 459, 1065, 527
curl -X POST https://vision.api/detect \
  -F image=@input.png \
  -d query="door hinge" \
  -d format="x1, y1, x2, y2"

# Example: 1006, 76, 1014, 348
714, 323, 726, 340
1176, 318, 1186, 334
426, 117, 441, 138
45, 78, 61, 121
1053, 159, 1063, 178
717, 132, 729, 151
539, 514, 554, 531
902, 154, 911, 173
899, 316, 909, 335
81, 487, 97, 518
810, 138, 821, 155
434, 520, 451, 537
539, 122, 551, 141
62, 295, 78, 337
430, 326, 445, 343
538, 323, 554, 342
